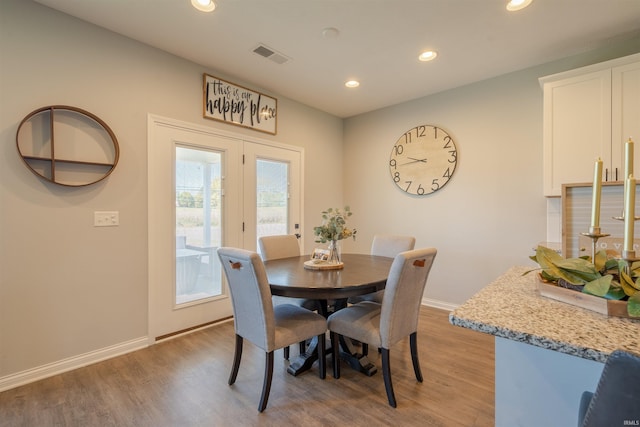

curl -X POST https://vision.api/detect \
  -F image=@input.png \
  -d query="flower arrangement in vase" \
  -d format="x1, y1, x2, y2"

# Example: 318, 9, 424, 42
313, 206, 357, 264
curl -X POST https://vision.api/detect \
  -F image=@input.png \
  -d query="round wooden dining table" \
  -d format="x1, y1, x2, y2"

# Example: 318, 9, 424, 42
264, 253, 394, 377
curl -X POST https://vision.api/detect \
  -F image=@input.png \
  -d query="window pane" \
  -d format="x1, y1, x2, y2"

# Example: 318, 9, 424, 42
256, 159, 289, 241
175, 146, 223, 305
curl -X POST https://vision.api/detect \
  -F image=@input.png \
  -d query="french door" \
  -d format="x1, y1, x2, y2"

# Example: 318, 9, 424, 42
148, 115, 302, 341
243, 142, 303, 251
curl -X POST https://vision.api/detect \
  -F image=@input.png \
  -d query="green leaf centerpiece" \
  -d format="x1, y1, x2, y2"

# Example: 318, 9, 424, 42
526, 246, 640, 317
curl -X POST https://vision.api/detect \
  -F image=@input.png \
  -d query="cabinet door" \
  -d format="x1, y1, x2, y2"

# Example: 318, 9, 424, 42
543, 70, 612, 196
612, 61, 640, 180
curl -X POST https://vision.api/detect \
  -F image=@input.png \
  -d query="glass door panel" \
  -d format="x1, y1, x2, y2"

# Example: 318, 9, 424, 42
175, 146, 223, 305
256, 159, 289, 241
243, 142, 302, 252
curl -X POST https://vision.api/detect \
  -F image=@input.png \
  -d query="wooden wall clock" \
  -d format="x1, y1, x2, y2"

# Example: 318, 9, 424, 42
389, 124, 458, 196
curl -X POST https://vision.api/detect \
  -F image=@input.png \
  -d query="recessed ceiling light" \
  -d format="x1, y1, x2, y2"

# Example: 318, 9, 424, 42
191, 0, 216, 12
506, 0, 532, 11
418, 51, 438, 62
345, 80, 360, 88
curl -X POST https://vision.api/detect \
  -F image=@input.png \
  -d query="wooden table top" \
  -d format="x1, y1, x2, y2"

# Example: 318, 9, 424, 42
264, 253, 393, 300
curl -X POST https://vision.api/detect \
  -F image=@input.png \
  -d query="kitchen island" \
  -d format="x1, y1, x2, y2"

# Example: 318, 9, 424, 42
450, 266, 640, 427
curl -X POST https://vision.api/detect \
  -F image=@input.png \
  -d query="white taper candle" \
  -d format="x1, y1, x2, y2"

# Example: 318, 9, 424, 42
624, 174, 636, 253
590, 158, 603, 229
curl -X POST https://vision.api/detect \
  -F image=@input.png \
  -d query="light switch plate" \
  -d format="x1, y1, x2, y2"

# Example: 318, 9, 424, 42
94, 211, 119, 227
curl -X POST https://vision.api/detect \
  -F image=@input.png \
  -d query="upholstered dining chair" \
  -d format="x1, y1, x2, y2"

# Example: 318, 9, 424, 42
348, 234, 416, 304
258, 234, 300, 261
258, 234, 317, 359
577, 349, 640, 427
258, 234, 317, 311
217, 247, 327, 412
328, 247, 437, 408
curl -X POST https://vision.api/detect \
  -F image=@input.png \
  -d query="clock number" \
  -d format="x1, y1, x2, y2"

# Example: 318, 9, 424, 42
403, 132, 412, 144
448, 150, 457, 163
443, 167, 452, 179
443, 135, 453, 149
393, 144, 404, 156
431, 179, 440, 192
403, 181, 426, 195
416, 125, 426, 138
389, 159, 397, 170
393, 172, 401, 183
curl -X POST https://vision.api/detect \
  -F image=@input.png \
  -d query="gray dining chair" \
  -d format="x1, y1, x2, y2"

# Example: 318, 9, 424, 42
258, 234, 300, 261
217, 247, 327, 412
348, 234, 416, 304
328, 247, 437, 407
577, 349, 640, 427
258, 234, 318, 359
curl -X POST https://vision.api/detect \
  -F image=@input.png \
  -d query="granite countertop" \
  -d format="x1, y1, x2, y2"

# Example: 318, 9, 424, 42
449, 266, 640, 363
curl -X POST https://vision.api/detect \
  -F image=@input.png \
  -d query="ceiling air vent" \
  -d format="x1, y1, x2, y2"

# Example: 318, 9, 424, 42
252, 44, 291, 65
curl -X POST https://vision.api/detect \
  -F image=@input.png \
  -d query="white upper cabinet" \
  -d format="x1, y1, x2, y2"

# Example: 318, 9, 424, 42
540, 53, 640, 196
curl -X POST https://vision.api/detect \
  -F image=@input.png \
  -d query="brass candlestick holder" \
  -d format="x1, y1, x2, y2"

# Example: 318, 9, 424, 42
619, 252, 640, 278
621, 250, 639, 263
611, 211, 640, 221
580, 226, 610, 261
612, 211, 640, 261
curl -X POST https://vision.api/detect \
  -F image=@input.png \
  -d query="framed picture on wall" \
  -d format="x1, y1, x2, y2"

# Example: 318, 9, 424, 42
202, 74, 277, 135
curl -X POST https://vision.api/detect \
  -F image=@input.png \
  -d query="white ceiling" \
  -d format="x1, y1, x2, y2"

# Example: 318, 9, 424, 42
34, 0, 640, 118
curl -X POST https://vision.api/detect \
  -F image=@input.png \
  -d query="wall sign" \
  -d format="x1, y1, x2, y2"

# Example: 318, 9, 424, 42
203, 73, 277, 135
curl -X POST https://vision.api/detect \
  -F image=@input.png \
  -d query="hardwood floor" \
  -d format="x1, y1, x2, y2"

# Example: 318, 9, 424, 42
0, 307, 494, 426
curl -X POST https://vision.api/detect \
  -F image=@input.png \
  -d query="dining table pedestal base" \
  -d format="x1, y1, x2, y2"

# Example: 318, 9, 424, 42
338, 336, 378, 376
287, 340, 319, 376
286, 335, 378, 377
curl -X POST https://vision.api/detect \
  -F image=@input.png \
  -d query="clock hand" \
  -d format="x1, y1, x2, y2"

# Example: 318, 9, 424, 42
401, 157, 428, 165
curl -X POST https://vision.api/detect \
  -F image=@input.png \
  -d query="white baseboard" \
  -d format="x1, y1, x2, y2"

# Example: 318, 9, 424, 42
421, 297, 458, 312
0, 336, 148, 392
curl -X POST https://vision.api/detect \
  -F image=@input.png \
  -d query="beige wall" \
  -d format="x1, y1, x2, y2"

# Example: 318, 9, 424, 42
0, 0, 342, 381
343, 69, 547, 306
2, 0, 640, 388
